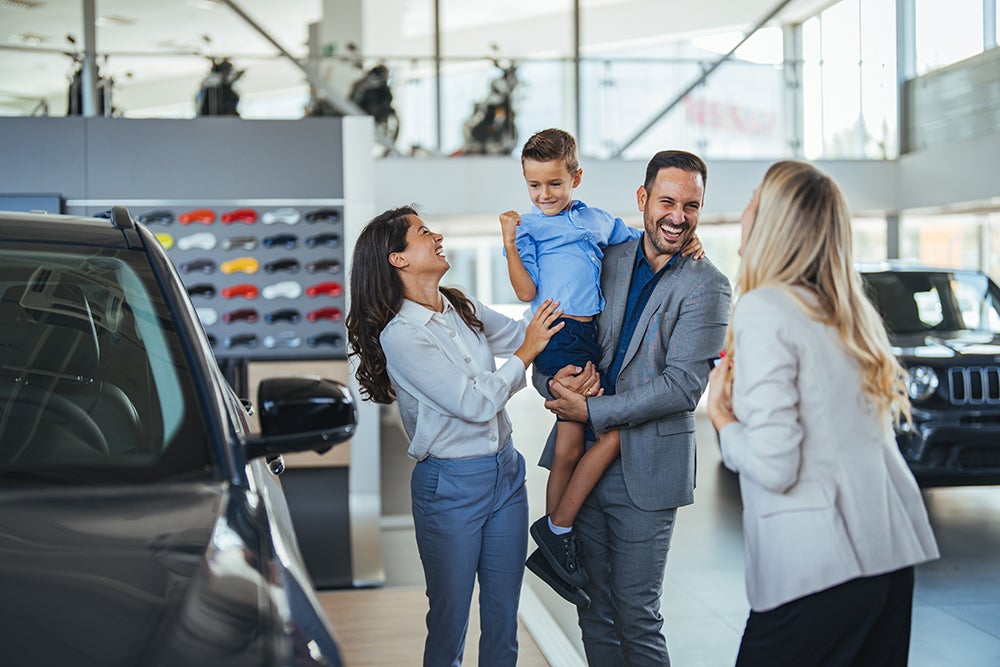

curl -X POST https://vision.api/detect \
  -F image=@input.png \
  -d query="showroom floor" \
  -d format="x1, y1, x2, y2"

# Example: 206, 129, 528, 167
371, 388, 1000, 666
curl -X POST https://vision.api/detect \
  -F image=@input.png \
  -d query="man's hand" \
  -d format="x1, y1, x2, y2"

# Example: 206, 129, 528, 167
551, 361, 601, 397
544, 362, 602, 423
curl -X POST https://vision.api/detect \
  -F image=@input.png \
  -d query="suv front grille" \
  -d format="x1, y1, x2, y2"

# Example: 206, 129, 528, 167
948, 366, 1000, 405
956, 447, 1000, 469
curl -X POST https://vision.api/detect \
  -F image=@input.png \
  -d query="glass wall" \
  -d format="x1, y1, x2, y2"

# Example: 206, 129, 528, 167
696, 223, 742, 284
853, 217, 890, 264
578, 46, 786, 159
436, 0, 987, 161
335, 0, 994, 160
901, 213, 987, 271
914, 0, 985, 75
680, 216, 888, 289
5, 0, 996, 165
435, 236, 519, 305
802, 0, 897, 159
389, 59, 439, 155
310, 0, 905, 161
989, 212, 1000, 279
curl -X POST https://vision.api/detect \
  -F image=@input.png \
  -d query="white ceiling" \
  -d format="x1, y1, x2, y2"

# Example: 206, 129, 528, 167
0, 0, 323, 115
0, 0, 835, 116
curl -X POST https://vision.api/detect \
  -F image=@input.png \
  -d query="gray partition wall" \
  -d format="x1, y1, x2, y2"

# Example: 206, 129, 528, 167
0, 117, 346, 199
904, 47, 1000, 153
0, 115, 382, 588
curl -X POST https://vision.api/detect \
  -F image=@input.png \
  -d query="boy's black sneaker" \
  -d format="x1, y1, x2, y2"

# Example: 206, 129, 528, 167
526, 549, 591, 608
529, 515, 588, 586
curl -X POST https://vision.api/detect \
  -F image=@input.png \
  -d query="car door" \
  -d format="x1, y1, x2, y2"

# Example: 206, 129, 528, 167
220, 383, 346, 667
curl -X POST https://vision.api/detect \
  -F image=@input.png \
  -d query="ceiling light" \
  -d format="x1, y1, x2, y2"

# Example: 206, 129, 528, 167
8, 32, 44, 46
187, 0, 219, 10
0, 0, 44, 10
96, 15, 136, 27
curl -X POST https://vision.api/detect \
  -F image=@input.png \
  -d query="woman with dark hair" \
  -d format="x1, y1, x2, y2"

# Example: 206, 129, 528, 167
346, 205, 585, 666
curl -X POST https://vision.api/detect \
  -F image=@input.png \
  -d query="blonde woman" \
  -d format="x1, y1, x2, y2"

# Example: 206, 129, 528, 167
707, 161, 939, 667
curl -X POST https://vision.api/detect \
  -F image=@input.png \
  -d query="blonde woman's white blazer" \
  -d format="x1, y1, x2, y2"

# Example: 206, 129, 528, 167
718, 286, 939, 612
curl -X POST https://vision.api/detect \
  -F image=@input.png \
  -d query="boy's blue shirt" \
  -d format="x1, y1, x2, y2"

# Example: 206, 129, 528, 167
506, 199, 641, 317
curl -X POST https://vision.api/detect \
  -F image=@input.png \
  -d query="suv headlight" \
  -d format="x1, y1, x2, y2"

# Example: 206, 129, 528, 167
906, 366, 939, 401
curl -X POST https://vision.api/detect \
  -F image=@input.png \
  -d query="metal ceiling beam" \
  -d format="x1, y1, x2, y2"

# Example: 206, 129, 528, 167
611, 0, 797, 158
219, 0, 397, 153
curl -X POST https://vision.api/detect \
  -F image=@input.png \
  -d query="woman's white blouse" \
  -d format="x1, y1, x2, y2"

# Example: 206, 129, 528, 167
381, 295, 527, 460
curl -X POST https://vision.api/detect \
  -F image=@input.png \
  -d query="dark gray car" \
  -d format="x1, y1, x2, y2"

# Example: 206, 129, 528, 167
862, 263, 1000, 486
0, 207, 352, 666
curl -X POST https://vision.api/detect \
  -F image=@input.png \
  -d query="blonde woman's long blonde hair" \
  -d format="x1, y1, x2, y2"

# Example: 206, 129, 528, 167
724, 160, 910, 423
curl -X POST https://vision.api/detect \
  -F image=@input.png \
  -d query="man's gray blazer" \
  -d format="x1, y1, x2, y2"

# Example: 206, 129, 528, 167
535, 238, 731, 511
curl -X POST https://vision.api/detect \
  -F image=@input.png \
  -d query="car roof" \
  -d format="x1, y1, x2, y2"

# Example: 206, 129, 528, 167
0, 210, 132, 249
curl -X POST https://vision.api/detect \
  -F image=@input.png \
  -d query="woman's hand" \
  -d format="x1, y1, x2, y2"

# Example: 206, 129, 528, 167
682, 233, 707, 260
514, 298, 564, 367
707, 354, 737, 432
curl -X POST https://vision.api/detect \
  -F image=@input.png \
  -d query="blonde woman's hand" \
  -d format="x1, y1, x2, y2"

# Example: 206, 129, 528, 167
707, 354, 736, 432
682, 233, 707, 260
514, 298, 563, 367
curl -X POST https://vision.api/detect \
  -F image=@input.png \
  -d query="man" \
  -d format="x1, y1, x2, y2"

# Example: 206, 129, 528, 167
535, 150, 731, 665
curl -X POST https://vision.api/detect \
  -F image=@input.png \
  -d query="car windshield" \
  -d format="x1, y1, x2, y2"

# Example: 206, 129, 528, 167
864, 270, 1000, 335
0, 245, 212, 483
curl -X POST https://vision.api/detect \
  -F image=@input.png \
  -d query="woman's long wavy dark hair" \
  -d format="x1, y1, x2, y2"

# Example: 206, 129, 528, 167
346, 205, 484, 404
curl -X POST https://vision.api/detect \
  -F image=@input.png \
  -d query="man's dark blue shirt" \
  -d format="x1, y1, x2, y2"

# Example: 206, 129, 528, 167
601, 236, 680, 395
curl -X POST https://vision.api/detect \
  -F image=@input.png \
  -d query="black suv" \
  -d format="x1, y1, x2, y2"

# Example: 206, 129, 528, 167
0, 207, 352, 665
861, 263, 1000, 486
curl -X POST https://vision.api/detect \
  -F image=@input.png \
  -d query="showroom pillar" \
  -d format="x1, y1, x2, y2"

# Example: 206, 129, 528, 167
80, 0, 99, 117
314, 0, 366, 104
887, 213, 900, 260
782, 22, 804, 158
979, 214, 991, 273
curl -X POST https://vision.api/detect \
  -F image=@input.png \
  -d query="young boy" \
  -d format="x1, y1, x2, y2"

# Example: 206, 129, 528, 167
500, 128, 633, 604
503, 130, 703, 605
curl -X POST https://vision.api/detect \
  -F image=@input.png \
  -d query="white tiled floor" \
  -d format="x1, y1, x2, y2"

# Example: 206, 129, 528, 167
378, 388, 1000, 666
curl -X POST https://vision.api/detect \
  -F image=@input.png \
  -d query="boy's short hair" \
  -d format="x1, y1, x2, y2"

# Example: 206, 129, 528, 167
521, 128, 579, 174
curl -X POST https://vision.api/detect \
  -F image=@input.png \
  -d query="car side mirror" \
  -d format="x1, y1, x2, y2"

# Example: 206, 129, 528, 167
243, 377, 357, 460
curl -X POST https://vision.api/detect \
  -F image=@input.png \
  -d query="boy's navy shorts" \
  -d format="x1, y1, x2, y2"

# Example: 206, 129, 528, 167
534, 318, 604, 428
534, 318, 601, 376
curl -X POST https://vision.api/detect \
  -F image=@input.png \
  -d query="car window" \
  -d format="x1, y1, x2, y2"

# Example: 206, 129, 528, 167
864, 271, 1000, 335
952, 273, 1000, 332
0, 245, 213, 483
913, 287, 944, 327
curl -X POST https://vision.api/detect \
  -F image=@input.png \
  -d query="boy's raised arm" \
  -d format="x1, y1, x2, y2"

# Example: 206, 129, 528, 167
500, 210, 538, 303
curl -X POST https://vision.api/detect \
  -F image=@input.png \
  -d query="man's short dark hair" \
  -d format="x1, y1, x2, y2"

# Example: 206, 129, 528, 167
644, 150, 708, 192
